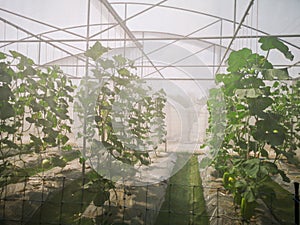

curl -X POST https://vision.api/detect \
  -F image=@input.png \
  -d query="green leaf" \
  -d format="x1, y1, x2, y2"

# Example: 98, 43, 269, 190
9, 50, 23, 59
0, 69, 12, 83
85, 42, 110, 61
94, 191, 110, 206
227, 48, 252, 72
0, 85, 13, 101
44, 96, 56, 108
0, 52, 6, 60
235, 180, 247, 189
30, 100, 43, 112
243, 158, 260, 178
113, 54, 127, 66
248, 96, 274, 115
260, 161, 278, 175
260, 148, 269, 158
29, 134, 43, 146
60, 135, 69, 145
99, 59, 114, 70
0, 124, 17, 134
50, 156, 67, 167
262, 68, 290, 80
43, 136, 56, 144
2, 139, 19, 149
25, 117, 35, 123
243, 186, 256, 202
62, 144, 72, 151
23, 66, 37, 76
38, 118, 53, 127
219, 73, 244, 96
235, 88, 261, 98
253, 120, 286, 146
259, 36, 294, 61
0, 102, 15, 119
240, 76, 265, 88
118, 68, 130, 77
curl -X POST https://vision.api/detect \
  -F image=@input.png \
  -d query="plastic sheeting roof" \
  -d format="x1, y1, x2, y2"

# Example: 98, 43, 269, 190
0, 0, 299, 79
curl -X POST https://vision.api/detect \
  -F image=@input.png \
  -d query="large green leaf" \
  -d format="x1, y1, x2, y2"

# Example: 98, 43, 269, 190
113, 54, 127, 66
0, 102, 15, 119
10, 50, 35, 69
217, 72, 243, 96
227, 48, 252, 72
9, 50, 24, 59
85, 42, 110, 61
253, 120, 286, 146
29, 134, 43, 146
243, 186, 256, 202
0, 67, 12, 83
248, 96, 273, 115
0, 85, 13, 101
247, 53, 273, 69
118, 68, 130, 77
260, 161, 278, 176
2, 139, 19, 149
259, 37, 294, 61
240, 76, 265, 88
0, 52, 6, 60
99, 58, 114, 69
235, 88, 261, 98
243, 158, 260, 179
262, 68, 290, 80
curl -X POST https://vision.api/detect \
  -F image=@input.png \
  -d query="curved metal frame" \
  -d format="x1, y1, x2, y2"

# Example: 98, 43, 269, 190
0, 0, 299, 78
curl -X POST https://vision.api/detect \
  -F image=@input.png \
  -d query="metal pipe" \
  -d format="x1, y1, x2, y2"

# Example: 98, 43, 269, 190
1, 34, 300, 43
0, 7, 86, 39
233, 0, 237, 33
99, 0, 166, 78
0, 17, 83, 62
295, 182, 299, 225
91, 0, 168, 39
215, 0, 255, 75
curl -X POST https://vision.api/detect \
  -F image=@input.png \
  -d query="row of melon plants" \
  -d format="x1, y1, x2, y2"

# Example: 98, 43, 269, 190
201, 36, 300, 222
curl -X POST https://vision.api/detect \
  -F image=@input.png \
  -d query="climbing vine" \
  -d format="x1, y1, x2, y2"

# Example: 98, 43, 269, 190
202, 37, 300, 220
75, 42, 166, 166
0, 51, 75, 176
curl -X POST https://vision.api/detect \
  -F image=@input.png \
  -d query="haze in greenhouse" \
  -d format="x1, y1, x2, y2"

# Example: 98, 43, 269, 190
0, 0, 300, 224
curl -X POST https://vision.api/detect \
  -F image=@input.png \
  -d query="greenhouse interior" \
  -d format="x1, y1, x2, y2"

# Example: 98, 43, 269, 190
0, 0, 300, 224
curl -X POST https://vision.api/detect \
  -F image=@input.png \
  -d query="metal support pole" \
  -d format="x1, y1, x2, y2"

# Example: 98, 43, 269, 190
295, 182, 299, 225
217, 187, 220, 225
82, 0, 91, 178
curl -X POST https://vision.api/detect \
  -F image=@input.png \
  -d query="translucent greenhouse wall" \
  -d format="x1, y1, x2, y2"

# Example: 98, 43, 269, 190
0, 0, 300, 224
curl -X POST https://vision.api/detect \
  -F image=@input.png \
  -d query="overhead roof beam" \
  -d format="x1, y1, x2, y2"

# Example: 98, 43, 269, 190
0, 7, 86, 39
2, 34, 300, 43
0, 16, 87, 66
109, 2, 300, 51
99, 0, 167, 78
215, 0, 255, 75
91, 0, 168, 39
144, 45, 214, 78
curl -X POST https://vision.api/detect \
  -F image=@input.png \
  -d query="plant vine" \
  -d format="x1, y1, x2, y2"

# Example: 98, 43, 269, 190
201, 36, 299, 220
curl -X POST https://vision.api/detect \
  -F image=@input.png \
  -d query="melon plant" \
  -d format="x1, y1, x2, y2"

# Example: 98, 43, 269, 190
202, 37, 299, 220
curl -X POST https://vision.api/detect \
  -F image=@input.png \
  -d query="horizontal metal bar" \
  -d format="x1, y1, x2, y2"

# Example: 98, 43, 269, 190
1, 34, 299, 44
57, 76, 216, 81
11, 63, 299, 68
42, 64, 228, 68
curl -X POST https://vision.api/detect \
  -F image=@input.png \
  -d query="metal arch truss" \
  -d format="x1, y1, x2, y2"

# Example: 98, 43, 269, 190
0, 0, 299, 80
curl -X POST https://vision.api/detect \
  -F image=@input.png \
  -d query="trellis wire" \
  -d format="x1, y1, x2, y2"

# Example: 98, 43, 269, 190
0, 175, 295, 225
